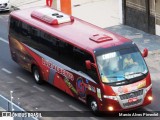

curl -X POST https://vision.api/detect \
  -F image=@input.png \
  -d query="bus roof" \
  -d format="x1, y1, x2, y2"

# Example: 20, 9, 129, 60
10, 6, 131, 53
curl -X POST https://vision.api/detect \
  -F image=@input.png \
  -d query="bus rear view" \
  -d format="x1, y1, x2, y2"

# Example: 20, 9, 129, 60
9, 7, 152, 115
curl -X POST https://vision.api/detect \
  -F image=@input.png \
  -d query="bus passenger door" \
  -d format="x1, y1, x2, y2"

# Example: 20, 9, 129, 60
73, 47, 99, 101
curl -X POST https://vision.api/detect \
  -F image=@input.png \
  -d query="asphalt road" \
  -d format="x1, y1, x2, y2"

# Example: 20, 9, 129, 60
0, 13, 160, 120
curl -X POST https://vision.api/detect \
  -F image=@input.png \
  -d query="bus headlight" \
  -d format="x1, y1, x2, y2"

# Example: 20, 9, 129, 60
103, 95, 118, 101
108, 106, 114, 111
148, 96, 153, 101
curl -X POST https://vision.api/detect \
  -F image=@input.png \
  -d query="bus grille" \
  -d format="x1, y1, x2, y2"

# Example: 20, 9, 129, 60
123, 99, 142, 107
119, 89, 143, 100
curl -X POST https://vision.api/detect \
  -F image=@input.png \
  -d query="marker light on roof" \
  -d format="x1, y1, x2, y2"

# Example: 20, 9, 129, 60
31, 7, 74, 25
89, 34, 113, 43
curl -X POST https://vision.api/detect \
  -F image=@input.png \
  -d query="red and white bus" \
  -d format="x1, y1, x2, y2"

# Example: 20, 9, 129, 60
9, 7, 152, 114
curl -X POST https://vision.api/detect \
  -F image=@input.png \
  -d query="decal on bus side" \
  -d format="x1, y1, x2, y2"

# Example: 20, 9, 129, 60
64, 78, 78, 95
42, 58, 74, 81
76, 77, 86, 98
88, 85, 96, 93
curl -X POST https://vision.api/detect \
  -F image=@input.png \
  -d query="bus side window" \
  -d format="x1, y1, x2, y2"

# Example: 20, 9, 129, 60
58, 41, 74, 69
15, 19, 21, 33
21, 22, 30, 36
87, 65, 99, 82
85, 55, 99, 82
9, 17, 15, 34
51, 37, 59, 51
41, 32, 52, 47
73, 48, 99, 82
37, 31, 59, 61
73, 47, 86, 73
9, 17, 20, 36
30, 27, 40, 42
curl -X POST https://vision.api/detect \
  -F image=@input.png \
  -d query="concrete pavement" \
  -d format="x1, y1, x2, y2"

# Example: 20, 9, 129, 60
107, 25, 160, 51
10, 0, 120, 28
72, 0, 120, 28
11, 0, 46, 9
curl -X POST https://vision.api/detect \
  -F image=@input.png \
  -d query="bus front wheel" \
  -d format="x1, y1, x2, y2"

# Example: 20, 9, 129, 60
32, 66, 43, 84
88, 98, 100, 115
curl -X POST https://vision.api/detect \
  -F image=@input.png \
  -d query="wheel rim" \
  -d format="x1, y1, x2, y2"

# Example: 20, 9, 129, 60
34, 69, 39, 82
91, 101, 97, 112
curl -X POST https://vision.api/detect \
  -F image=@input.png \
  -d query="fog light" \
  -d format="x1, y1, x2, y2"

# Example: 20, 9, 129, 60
108, 106, 114, 111
148, 96, 153, 101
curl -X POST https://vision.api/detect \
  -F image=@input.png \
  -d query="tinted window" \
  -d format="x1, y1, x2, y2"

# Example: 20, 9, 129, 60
39, 31, 59, 60
59, 41, 74, 68
9, 17, 21, 36
9, 17, 99, 81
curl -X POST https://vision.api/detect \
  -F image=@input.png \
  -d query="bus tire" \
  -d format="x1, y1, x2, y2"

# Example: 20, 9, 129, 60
32, 66, 43, 84
88, 97, 100, 115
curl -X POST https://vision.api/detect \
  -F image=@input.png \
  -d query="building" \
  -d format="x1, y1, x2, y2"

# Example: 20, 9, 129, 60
11, 0, 160, 36
50, 0, 160, 36
122, 0, 160, 36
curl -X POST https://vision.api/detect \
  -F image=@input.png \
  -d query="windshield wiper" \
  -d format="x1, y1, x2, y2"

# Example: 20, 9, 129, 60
107, 75, 125, 78
106, 75, 129, 81
126, 72, 146, 76
104, 75, 129, 85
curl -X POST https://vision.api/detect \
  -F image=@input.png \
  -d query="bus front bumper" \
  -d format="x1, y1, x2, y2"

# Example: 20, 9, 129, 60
100, 88, 152, 112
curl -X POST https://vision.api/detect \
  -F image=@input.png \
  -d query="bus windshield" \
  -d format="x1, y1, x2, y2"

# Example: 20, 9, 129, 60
96, 46, 148, 84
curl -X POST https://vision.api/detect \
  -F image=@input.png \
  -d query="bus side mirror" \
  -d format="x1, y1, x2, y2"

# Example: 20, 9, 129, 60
85, 60, 91, 70
142, 48, 148, 57
85, 60, 97, 70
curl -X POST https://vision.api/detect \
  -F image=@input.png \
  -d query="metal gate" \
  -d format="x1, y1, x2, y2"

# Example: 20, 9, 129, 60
123, 0, 155, 34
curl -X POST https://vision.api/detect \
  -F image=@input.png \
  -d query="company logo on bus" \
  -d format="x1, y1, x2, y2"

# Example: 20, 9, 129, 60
128, 97, 138, 103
